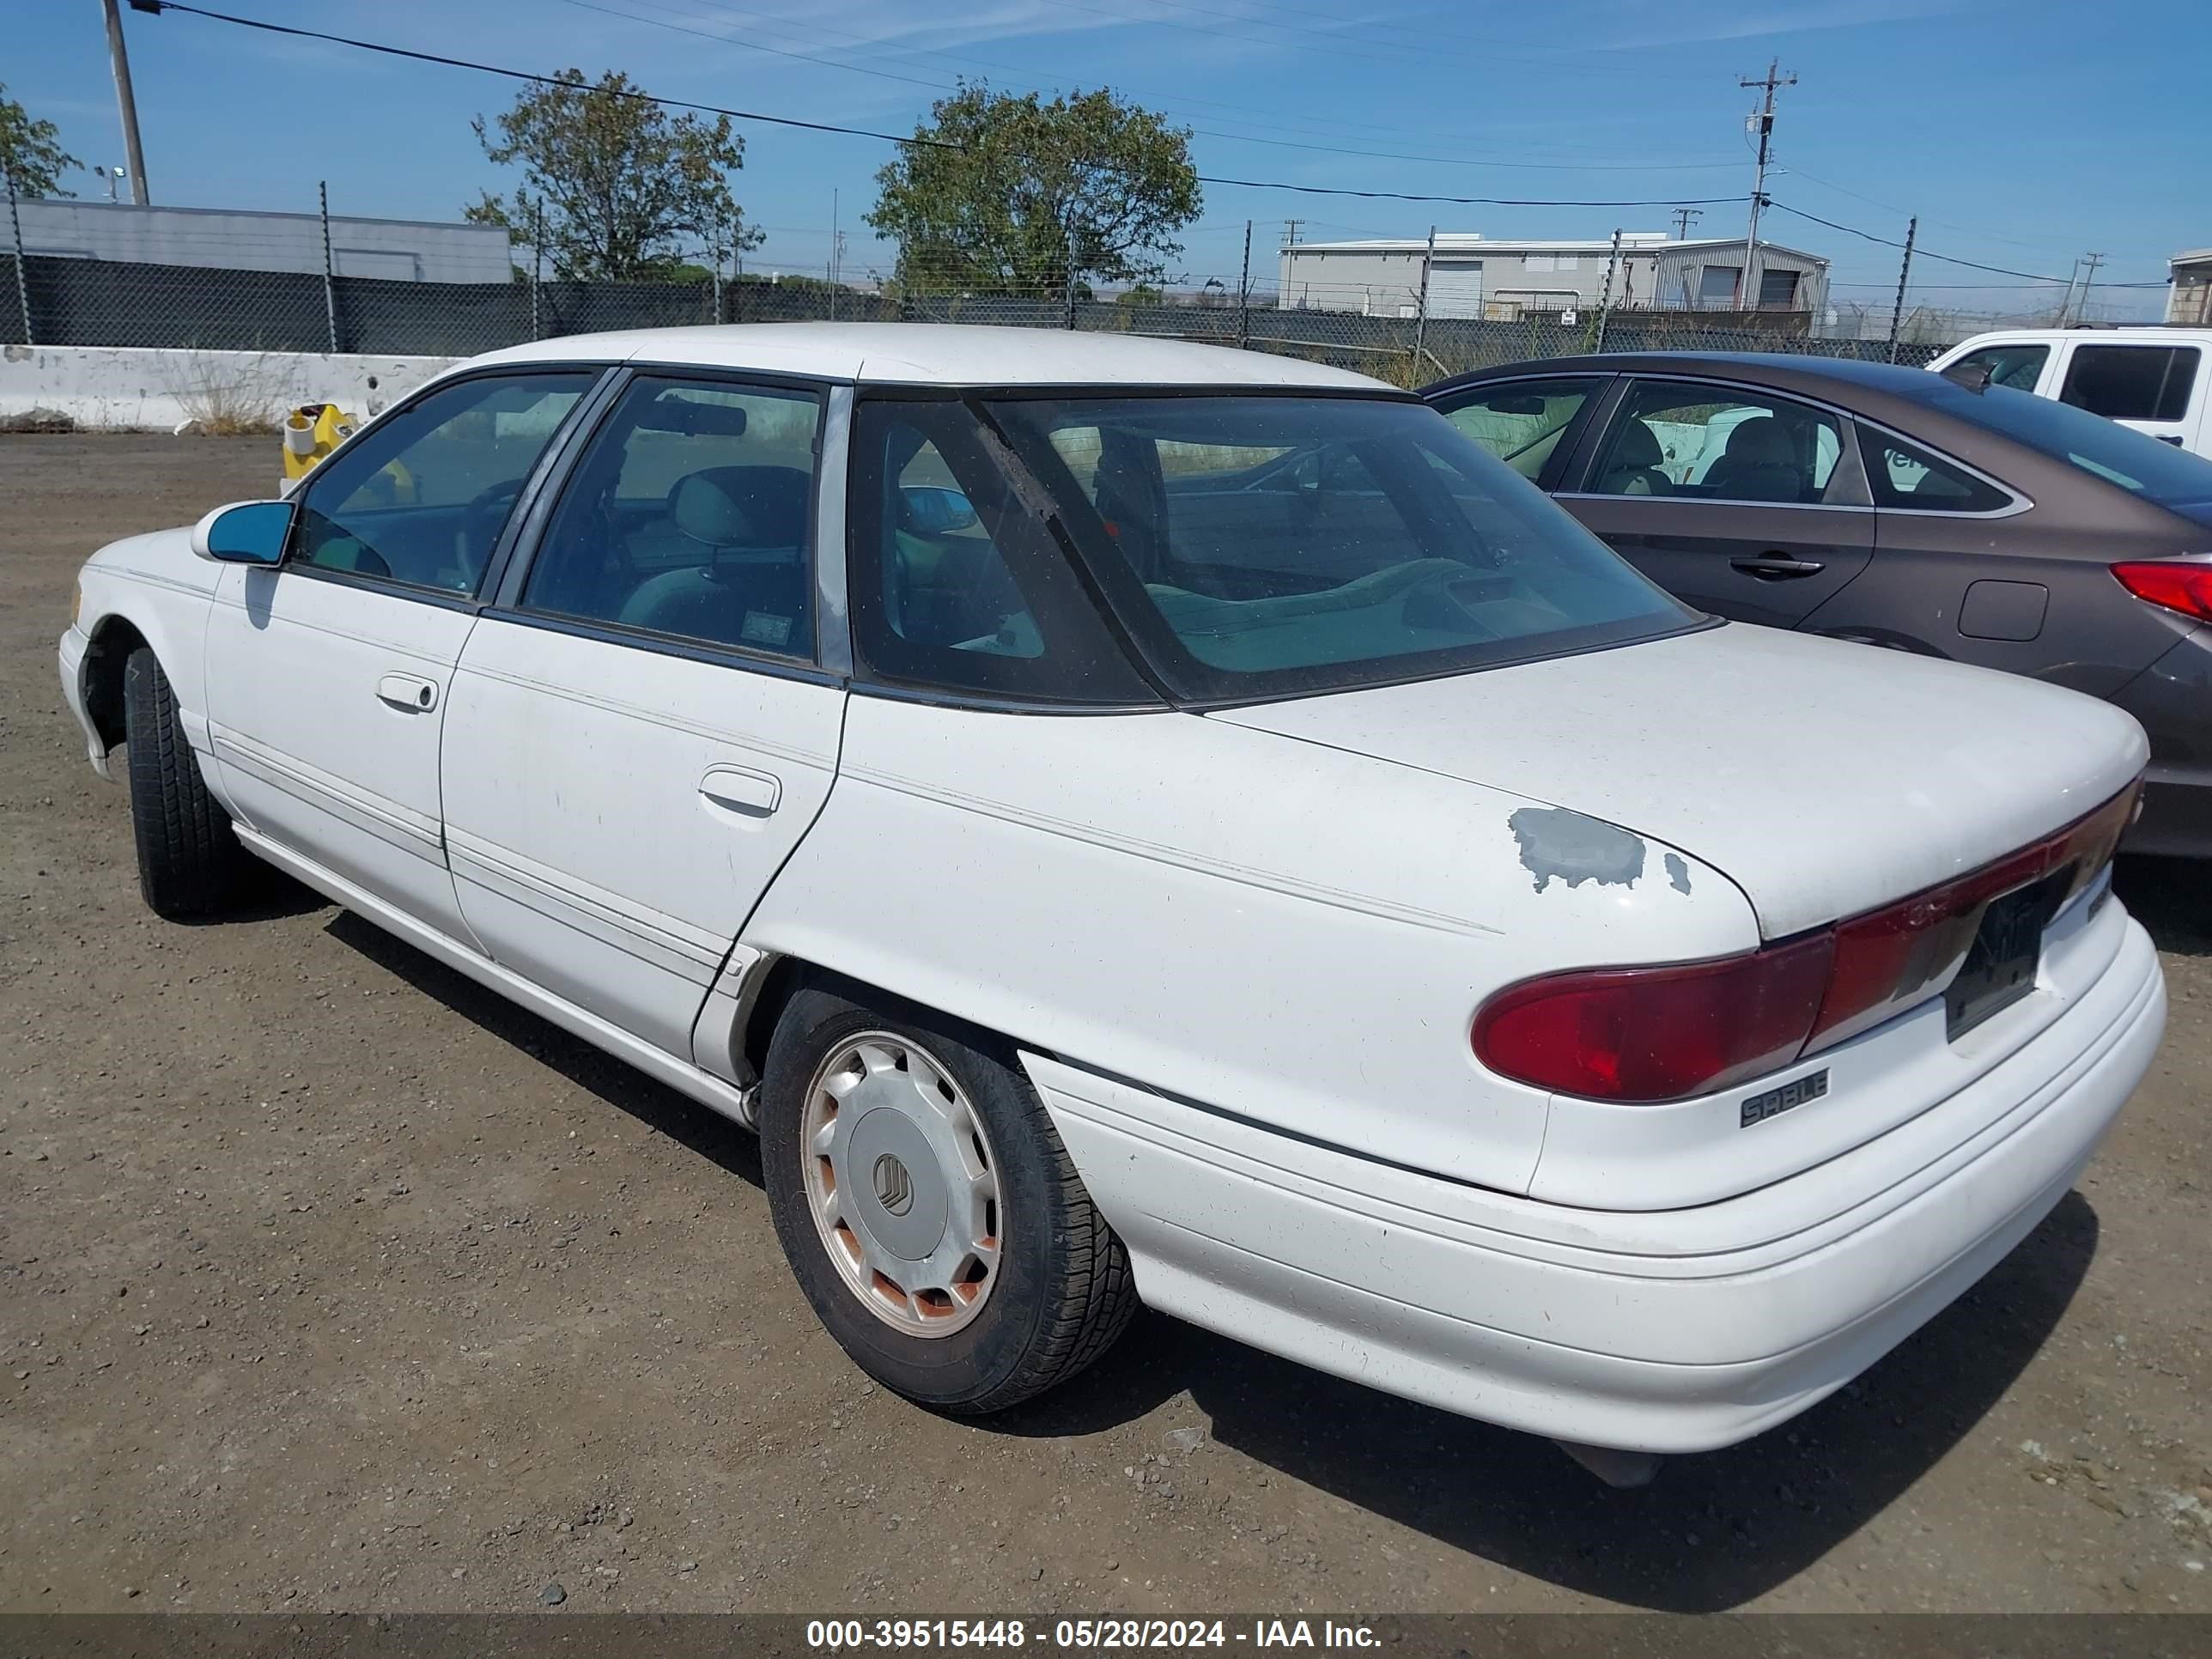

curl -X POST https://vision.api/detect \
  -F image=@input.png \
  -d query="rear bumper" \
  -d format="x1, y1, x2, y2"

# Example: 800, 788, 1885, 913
57, 626, 110, 780
1024, 917, 2164, 1455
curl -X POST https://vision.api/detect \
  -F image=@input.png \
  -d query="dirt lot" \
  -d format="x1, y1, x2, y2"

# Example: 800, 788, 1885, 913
3, 434, 2209, 1617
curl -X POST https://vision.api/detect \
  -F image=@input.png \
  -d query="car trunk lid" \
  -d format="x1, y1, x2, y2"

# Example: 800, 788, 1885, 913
1205, 622, 2146, 939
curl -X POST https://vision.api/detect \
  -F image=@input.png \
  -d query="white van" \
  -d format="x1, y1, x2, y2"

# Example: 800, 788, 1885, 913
1925, 327, 2212, 456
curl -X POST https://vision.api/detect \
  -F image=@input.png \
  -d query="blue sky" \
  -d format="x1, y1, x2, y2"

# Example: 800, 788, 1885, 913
5, 0, 2198, 321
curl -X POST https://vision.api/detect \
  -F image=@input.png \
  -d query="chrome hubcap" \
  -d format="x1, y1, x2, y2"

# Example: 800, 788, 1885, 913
800, 1032, 1002, 1337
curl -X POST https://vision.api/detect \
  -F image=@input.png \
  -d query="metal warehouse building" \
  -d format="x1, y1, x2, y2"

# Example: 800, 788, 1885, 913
1278, 231, 1831, 319
11, 199, 514, 283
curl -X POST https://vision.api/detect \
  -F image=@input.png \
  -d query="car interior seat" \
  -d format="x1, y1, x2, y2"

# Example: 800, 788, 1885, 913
1699, 416, 1807, 502
1597, 422, 1673, 495
619, 465, 812, 653
1091, 431, 1170, 583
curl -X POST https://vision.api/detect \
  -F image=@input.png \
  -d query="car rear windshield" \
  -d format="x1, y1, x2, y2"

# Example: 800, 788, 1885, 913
982, 393, 1698, 702
1939, 380, 2212, 505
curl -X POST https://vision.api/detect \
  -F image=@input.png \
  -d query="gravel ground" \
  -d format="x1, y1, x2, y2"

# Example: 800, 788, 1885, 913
3, 434, 2209, 1617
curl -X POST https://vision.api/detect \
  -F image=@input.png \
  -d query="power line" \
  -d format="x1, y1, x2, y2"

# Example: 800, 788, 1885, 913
1765, 199, 2167, 287
131, 2, 959, 149
1196, 178, 1741, 207
135, 4, 1743, 210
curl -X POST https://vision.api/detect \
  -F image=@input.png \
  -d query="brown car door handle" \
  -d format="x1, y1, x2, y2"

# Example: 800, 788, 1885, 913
1731, 555, 1826, 580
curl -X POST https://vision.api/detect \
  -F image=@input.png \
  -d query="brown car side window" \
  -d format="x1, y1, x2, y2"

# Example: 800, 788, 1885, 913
1589, 380, 1847, 507
1859, 430, 2013, 514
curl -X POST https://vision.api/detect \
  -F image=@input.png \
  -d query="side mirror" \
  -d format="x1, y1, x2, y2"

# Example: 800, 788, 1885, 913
191, 500, 294, 564
900, 485, 978, 536
1940, 362, 1993, 394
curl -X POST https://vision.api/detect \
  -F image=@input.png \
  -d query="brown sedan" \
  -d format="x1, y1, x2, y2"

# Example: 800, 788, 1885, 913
1423, 352, 2212, 855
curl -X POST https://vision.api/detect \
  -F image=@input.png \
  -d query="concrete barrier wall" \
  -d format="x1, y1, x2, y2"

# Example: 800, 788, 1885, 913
0, 343, 461, 431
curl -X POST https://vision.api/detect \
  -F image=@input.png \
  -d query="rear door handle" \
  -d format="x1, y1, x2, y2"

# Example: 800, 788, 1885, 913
699, 766, 781, 820
376, 672, 439, 712
1730, 555, 1826, 580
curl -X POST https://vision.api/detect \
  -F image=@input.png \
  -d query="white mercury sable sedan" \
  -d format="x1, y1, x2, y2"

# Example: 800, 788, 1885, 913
58, 325, 2164, 1482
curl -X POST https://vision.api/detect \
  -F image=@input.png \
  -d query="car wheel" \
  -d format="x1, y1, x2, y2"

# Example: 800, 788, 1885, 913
760, 986, 1139, 1413
123, 647, 258, 920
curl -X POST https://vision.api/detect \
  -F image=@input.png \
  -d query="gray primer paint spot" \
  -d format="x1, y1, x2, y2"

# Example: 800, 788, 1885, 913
1664, 853, 1692, 895
1508, 806, 1647, 894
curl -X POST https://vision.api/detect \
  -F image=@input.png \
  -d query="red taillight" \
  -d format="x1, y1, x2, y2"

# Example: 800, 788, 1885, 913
2113, 560, 2212, 623
1473, 933, 1832, 1103
1472, 781, 2140, 1103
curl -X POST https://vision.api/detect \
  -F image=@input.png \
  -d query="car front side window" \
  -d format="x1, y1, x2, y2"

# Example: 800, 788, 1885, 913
291, 373, 595, 594
520, 375, 823, 660
1589, 381, 1846, 506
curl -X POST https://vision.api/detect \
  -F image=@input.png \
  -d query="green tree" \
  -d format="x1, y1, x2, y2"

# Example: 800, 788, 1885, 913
465, 70, 761, 281
0, 83, 79, 198
867, 82, 1200, 296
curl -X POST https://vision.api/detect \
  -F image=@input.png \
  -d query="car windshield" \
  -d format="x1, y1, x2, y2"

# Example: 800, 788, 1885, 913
983, 393, 1698, 701
1935, 380, 2212, 504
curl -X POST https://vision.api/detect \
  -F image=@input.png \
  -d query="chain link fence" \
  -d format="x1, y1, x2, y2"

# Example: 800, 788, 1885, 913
0, 244, 1943, 380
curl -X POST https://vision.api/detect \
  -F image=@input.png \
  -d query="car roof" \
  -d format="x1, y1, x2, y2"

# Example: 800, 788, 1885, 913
470, 321, 1392, 391
1422, 349, 2034, 426
1428, 350, 1948, 397
1944, 325, 2212, 347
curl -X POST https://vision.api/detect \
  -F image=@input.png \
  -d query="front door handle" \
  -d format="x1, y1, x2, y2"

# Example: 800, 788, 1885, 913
376, 672, 439, 712
699, 766, 781, 820
1730, 554, 1826, 580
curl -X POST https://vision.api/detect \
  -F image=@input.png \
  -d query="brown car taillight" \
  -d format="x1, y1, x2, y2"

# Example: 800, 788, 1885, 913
1472, 781, 2141, 1103
2113, 560, 2212, 623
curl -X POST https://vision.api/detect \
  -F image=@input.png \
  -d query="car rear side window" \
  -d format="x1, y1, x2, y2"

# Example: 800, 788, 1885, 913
1859, 431, 2013, 513
2061, 345, 2200, 422
846, 398, 1158, 706
520, 376, 823, 660
1589, 380, 1845, 506
292, 372, 594, 594
1431, 379, 1601, 482
984, 392, 1695, 703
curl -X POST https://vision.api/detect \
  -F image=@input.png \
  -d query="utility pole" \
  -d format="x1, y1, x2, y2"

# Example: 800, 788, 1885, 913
2075, 251, 2105, 324
101, 0, 151, 204
1886, 216, 1917, 363
1738, 58, 1794, 310
1671, 207, 1702, 241
828, 189, 839, 323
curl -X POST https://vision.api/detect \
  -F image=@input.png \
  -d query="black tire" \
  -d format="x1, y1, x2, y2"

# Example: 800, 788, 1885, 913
760, 985, 1139, 1413
122, 647, 258, 920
